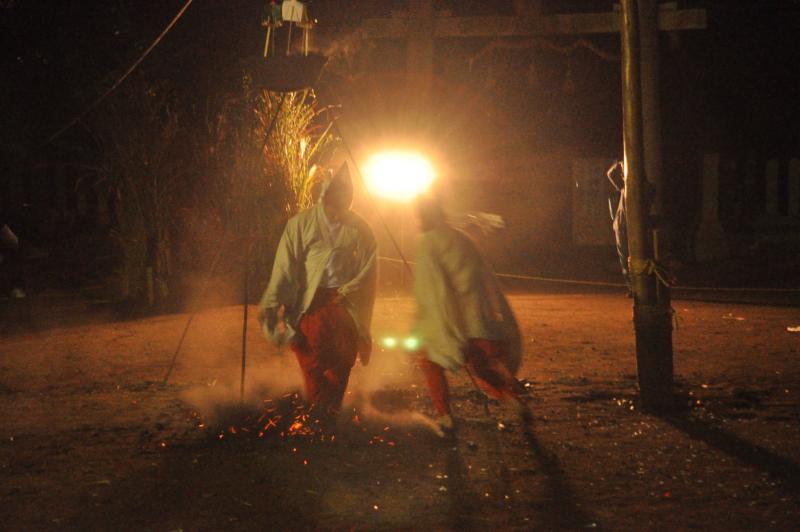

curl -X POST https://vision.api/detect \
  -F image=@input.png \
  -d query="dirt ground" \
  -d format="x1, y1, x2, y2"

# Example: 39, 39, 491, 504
1, 291, 799, 531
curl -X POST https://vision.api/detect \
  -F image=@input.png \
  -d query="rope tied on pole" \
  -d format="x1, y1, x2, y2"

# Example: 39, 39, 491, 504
629, 257, 672, 288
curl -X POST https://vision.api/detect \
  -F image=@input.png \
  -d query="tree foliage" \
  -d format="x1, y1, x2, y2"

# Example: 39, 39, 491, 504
86, 73, 337, 306
88, 75, 185, 304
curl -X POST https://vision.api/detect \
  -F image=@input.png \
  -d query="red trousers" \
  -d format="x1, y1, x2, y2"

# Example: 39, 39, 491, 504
419, 338, 524, 416
291, 288, 358, 416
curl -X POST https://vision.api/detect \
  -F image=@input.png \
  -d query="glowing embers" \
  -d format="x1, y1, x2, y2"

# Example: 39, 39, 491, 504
192, 392, 336, 444
188, 394, 406, 450
363, 151, 436, 202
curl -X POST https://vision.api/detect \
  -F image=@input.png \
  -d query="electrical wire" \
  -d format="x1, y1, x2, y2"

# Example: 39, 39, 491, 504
46, 0, 196, 145
377, 256, 800, 293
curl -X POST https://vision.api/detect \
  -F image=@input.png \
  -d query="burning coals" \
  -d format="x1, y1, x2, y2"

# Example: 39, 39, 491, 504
188, 392, 339, 444
185, 392, 401, 448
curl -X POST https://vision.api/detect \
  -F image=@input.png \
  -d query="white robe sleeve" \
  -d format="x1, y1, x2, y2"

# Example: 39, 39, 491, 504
259, 218, 302, 344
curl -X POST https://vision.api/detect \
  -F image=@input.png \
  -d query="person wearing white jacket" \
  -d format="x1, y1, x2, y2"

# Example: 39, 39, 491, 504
259, 168, 377, 420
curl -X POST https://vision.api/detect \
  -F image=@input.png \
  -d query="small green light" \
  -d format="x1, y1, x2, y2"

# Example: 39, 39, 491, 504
382, 337, 398, 348
403, 336, 419, 351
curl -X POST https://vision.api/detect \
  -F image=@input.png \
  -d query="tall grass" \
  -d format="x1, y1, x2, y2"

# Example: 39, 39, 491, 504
256, 90, 336, 214
190, 81, 337, 296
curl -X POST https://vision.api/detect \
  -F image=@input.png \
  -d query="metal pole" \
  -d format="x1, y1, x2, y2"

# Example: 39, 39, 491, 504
264, 27, 272, 58
329, 119, 415, 280
621, 0, 673, 412
163, 244, 225, 385
399, 214, 405, 291
241, 92, 287, 403
241, 241, 249, 403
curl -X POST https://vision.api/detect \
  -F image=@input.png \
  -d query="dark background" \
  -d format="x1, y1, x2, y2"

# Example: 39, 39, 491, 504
3, 1, 798, 154
1, 0, 798, 297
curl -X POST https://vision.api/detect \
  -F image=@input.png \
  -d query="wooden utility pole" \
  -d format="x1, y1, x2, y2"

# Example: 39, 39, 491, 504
621, 0, 674, 412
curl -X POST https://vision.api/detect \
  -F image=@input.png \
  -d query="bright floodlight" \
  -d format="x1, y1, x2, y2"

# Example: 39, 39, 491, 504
363, 151, 436, 202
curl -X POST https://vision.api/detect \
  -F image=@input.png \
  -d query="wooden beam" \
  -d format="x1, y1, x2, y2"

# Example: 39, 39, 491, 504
657, 8, 707, 32
361, 9, 706, 39
360, 16, 408, 40
407, 0, 434, 91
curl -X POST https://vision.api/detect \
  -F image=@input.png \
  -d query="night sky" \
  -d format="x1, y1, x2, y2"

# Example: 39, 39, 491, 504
2, 1, 798, 155
2, 0, 799, 255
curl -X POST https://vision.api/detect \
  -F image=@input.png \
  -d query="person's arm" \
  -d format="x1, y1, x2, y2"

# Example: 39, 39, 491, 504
259, 219, 301, 340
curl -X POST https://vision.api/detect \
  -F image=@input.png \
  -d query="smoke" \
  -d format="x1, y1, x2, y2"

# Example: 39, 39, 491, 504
180, 340, 303, 428
343, 299, 445, 436
319, 29, 364, 62
356, 394, 445, 438
176, 295, 445, 436
172, 302, 298, 427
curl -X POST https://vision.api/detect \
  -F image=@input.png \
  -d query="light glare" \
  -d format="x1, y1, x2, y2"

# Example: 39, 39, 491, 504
381, 337, 398, 348
403, 336, 420, 351
364, 151, 436, 202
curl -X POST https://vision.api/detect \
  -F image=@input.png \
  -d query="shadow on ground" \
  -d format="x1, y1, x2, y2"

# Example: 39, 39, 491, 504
660, 413, 800, 493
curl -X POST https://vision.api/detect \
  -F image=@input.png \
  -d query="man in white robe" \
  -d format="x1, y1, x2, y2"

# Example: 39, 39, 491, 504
260, 168, 377, 418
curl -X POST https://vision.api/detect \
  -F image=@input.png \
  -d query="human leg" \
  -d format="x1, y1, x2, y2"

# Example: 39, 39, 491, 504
292, 337, 324, 405
295, 289, 358, 416
418, 355, 452, 417
464, 339, 529, 418
417, 355, 456, 433
316, 364, 353, 416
